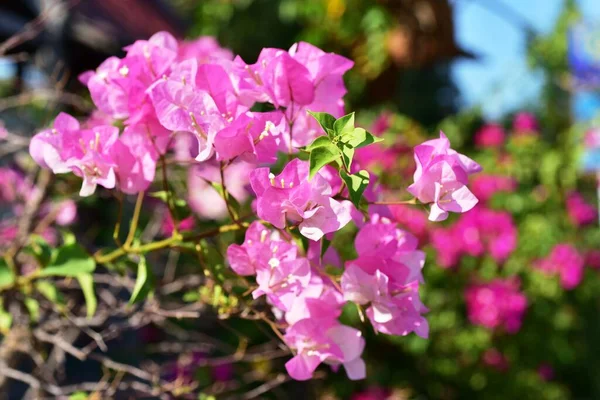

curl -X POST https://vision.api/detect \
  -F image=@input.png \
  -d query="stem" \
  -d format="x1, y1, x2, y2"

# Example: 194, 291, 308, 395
160, 155, 179, 235
113, 193, 123, 247
219, 162, 240, 225
94, 222, 248, 265
123, 192, 145, 250
369, 198, 418, 206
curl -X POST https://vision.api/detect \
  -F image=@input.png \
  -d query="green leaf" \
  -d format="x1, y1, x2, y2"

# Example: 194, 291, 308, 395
24, 297, 40, 322
209, 181, 241, 220
340, 128, 383, 149
130, 256, 154, 304
149, 190, 169, 202
340, 170, 370, 207
35, 281, 65, 307
0, 300, 12, 332
307, 111, 336, 133
309, 142, 341, 178
68, 392, 89, 400
40, 243, 95, 277
333, 112, 355, 135
0, 259, 15, 290
24, 235, 53, 267
76, 273, 97, 318
305, 135, 332, 151
340, 144, 355, 170
62, 231, 77, 246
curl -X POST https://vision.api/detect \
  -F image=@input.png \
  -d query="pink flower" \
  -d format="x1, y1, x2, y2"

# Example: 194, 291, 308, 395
475, 123, 505, 148
535, 244, 585, 290
465, 279, 527, 333
284, 318, 365, 381
470, 174, 517, 204
566, 191, 597, 227
161, 213, 194, 237
187, 160, 252, 220
538, 363, 555, 381
341, 216, 428, 337
584, 128, 600, 148
250, 159, 352, 241
482, 348, 509, 372
388, 204, 429, 243
54, 200, 77, 226
512, 112, 538, 133
585, 250, 600, 269
177, 36, 233, 62
408, 132, 481, 221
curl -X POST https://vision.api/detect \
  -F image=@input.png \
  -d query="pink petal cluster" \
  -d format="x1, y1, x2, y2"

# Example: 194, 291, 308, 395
512, 112, 538, 133
431, 206, 517, 268
341, 215, 428, 338
465, 279, 527, 333
30, 32, 354, 197
408, 132, 482, 221
0, 167, 77, 251
226, 221, 365, 381
482, 348, 509, 372
470, 174, 517, 204
474, 123, 506, 149
566, 191, 597, 227
250, 159, 353, 241
535, 244, 585, 290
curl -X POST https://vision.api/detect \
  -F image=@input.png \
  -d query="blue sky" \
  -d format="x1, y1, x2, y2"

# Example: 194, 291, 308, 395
452, 0, 600, 119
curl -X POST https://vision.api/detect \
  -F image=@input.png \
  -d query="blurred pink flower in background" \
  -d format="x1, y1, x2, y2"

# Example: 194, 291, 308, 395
470, 174, 517, 204
535, 244, 584, 290
566, 192, 597, 227
465, 278, 527, 333
538, 363, 555, 381
482, 348, 509, 372
474, 123, 506, 148
512, 112, 538, 133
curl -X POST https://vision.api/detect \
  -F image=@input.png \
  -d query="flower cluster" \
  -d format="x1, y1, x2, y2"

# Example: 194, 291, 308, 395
431, 206, 517, 268
28, 31, 483, 383
535, 244, 585, 290
465, 279, 527, 334
408, 132, 482, 221
341, 215, 428, 337
0, 167, 76, 250
227, 221, 365, 381
29, 32, 353, 197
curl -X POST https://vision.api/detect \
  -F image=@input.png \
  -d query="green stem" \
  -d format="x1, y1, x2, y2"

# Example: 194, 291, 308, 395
123, 191, 145, 250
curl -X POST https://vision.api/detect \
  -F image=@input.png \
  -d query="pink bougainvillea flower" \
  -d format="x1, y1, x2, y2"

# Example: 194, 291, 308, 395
470, 174, 517, 204
474, 123, 506, 148
482, 348, 509, 372
408, 132, 481, 221
187, 160, 252, 220
250, 159, 352, 241
535, 244, 584, 290
284, 318, 365, 381
512, 111, 538, 133
465, 279, 527, 333
566, 191, 597, 227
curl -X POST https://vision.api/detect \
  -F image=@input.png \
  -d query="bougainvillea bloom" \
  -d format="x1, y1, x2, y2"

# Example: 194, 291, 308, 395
474, 123, 506, 148
408, 132, 481, 221
535, 244, 585, 290
512, 112, 538, 133
470, 174, 517, 204
465, 279, 527, 333
566, 191, 597, 227
250, 159, 352, 240
284, 318, 365, 381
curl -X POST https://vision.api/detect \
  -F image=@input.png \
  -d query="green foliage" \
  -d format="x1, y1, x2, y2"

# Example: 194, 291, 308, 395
40, 243, 96, 277
129, 255, 154, 304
